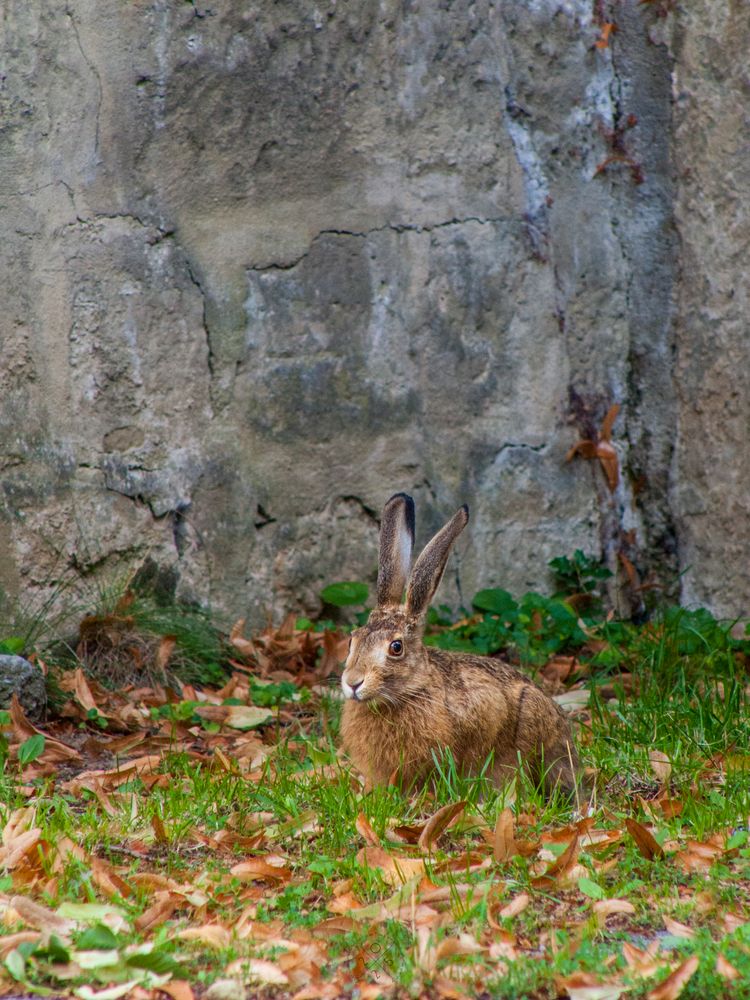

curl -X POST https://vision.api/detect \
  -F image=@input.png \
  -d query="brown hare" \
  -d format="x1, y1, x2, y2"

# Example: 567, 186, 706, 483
340, 493, 580, 795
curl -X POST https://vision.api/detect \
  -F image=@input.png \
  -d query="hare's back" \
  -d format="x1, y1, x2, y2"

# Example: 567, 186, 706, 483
426, 645, 527, 689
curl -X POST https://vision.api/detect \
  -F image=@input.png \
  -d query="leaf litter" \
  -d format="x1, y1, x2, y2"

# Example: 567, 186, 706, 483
0, 610, 748, 998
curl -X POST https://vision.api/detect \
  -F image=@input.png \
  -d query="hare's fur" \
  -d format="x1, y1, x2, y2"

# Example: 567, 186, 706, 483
340, 494, 579, 794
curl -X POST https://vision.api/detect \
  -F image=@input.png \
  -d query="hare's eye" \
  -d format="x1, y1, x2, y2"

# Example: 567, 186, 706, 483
388, 639, 404, 657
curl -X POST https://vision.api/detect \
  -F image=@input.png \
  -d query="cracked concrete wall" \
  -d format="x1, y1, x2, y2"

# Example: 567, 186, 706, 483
0, 1, 746, 625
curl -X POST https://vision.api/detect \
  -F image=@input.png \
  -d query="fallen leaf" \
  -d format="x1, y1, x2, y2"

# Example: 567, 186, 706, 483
355, 813, 381, 847
230, 857, 292, 883
229, 957, 289, 986
493, 808, 520, 863
230, 619, 257, 660
662, 915, 694, 939
649, 750, 672, 783
715, 953, 740, 981
156, 635, 177, 671
75, 983, 140, 1000
90, 857, 132, 899
357, 845, 425, 886
225, 705, 273, 730
418, 801, 466, 852
533, 836, 580, 888
646, 955, 699, 1000
11, 895, 74, 939
179, 924, 232, 949
134, 893, 180, 933
621, 940, 662, 979
625, 818, 664, 860
488, 892, 530, 928
592, 898, 636, 927
159, 982, 196, 1000
0, 930, 41, 958
10, 695, 81, 762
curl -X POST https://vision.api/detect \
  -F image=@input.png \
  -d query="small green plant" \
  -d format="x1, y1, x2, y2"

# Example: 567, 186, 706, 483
548, 549, 612, 609
426, 587, 588, 666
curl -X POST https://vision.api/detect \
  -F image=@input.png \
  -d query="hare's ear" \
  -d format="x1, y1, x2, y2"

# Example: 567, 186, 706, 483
406, 505, 468, 619
376, 493, 416, 607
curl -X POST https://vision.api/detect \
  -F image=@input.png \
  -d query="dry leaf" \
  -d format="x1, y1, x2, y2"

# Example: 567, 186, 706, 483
179, 924, 232, 949
357, 845, 425, 886
11, 895, 74, 936
715, 954, 739, 981
488, 892, 530, 928
625, 818, 664, 860
493, 807, 520, 863
159, 982, 196, 1000
355, 813, 381, 847
230, 857, 292, 883
592, 899, 636, 927
662, 915, 694, 939
646, 955, 699, 1000
532, 835, 580, 888
10, 695, 81, 762
134, 893, 180, 933
622, 940, 663, 979
649, 750, 672, 783
418, 801, 466, 852
229, 619, 256, 660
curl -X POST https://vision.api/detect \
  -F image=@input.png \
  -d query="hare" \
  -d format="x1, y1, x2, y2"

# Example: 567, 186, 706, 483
340, 493, 580, 795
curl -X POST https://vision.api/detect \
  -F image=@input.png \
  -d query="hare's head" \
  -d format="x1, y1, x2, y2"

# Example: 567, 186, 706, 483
341, 493, 468, 705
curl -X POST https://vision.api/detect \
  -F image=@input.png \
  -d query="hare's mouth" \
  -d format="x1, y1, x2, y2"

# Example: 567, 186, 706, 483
342, 678, 373, 702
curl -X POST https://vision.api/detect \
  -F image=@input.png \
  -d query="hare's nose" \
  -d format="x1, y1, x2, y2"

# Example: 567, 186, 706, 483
350, 680, 363, 699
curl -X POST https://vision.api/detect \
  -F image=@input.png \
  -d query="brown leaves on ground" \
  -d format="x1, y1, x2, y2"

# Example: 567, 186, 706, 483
1, 627, 748, 1000
230, 614, 349, 683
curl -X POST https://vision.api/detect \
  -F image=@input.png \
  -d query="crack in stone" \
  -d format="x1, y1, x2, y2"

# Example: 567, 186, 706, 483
185, 261, 215, 387
66, 9, 103, 161
249, 215, 510, 272
494, 441, 547, 460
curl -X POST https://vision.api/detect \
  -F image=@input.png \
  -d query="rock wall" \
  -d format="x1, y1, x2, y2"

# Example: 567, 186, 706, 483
0, 1, 747, 625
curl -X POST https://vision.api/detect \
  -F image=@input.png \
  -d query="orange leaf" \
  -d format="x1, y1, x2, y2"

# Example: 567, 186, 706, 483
619, 552, 639, 590
11, 896, 74, 936
501, 893, 530, 919
595, 22, 617, 49
152, 815, 168, 843
715, 954, 740, 981
355, 813, 381, 847
230, 857, 292, 884
159, 982, 196, 1000
600, 403, 620, 441
646, 955, 699, 1000
156, 635, 177, 671
592, 898, 636, 927
230, 619, 256, 660
10, 696, 80, 763
566, 439, 598, 462
493, 808, 520, 863
663, 915, 694, 939
90, 857, 132, 899
625, 818, 664, 860
596, 441, 619, 491
134, 892, 180, 933
0, 931, 41, 958
418, 801, 466, 852
357, 845, 425, 886
532, 835, 580, 888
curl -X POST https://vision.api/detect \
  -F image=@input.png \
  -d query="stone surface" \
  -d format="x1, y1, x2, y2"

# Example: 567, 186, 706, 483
0, 656, 47, 721
0, 1, 746, 623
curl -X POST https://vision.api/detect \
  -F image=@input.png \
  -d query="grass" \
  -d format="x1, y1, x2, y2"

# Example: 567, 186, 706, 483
0, 586, 748, 998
